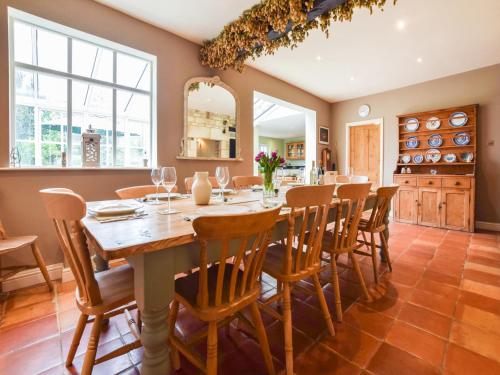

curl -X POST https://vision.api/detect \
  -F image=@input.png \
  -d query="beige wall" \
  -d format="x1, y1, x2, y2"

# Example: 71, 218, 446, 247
0, 0, 330, 266
330, 64, 500, 223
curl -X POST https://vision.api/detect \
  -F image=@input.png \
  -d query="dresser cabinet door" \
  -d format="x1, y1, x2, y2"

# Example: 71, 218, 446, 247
418, 188, 441, 227
441, 188, 470, 231
395, 187, 418, 224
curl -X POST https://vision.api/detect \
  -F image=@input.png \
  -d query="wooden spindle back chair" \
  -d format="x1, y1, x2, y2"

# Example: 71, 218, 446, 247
356, 185, 399, 283
39, 188, 140, 375
169, 207, 281, 375
115, 184, 178, 199
232, 175, 263, 190
260, 184, 336, 375
184, 176, 219, 194
324, 182, 372, 321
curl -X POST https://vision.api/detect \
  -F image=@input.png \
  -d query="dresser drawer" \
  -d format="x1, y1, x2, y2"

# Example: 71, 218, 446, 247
417, 177, 442, 187
394, 176, 417, 187
442, 177, 471, 189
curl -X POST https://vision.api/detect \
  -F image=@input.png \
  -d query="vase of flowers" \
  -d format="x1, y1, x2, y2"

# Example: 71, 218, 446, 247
255, 150, 285, 203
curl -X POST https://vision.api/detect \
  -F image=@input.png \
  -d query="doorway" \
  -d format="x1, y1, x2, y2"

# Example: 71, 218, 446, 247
345, 118, 383, 186
253, 92, 317, 182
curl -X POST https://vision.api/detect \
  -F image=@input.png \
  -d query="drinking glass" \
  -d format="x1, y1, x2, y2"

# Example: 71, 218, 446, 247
150, 167, 163, 205
161, 166, 177, 214
348, 167, 355, 183
273, 168, 284, 195
215, 166, 230, 204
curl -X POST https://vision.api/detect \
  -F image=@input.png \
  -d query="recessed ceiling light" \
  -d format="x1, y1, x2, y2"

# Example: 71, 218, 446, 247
316, 55, 322, 61
350, 76, 355, 81
396, 20, 406, 30
417, 57, 423, 63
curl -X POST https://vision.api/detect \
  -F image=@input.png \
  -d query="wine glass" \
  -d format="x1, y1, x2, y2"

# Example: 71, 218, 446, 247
150, 167, 163, 205
215, 166, 230, 204
161, 167, 177, 214
273, 168, 284, 195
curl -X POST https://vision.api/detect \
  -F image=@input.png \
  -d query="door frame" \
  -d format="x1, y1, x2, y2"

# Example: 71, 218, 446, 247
345, 118, 384, 186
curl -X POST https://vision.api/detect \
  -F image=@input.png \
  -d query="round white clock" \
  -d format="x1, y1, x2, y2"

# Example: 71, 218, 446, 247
358, 104, 370, 118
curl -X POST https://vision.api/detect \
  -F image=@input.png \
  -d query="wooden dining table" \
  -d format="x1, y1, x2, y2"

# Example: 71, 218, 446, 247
82, 189, 387, 375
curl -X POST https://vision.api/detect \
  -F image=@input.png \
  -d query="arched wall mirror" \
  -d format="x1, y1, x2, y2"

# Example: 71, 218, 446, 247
178, 76, 241, 161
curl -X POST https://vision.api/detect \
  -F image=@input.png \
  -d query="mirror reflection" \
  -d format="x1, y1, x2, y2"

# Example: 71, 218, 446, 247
183, 79, 237, 159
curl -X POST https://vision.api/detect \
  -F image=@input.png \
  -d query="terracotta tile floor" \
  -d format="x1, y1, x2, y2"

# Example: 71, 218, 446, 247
1, 222, 500, 374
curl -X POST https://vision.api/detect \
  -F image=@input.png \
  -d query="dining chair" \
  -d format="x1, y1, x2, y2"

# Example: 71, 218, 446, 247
39, 188, 141, 375
184, 176, 219, 194
232, 175, 263, 190
0, 220, 53, 294
115, 184, 178, 199
168, 207, 281, 375
322, 183, 372, 321
355, 185, 399, 284
259, 185, 336, 375
351, 175, 369, 183
335, 175, 350, 183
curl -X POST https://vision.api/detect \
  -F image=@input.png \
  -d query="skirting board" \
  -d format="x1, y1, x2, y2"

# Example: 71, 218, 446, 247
62, 259, 125, 283
1, 263, 63, 292
476, 221, 500, 232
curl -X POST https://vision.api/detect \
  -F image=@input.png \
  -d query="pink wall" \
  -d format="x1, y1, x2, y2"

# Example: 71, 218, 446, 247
0, 0, 331, 266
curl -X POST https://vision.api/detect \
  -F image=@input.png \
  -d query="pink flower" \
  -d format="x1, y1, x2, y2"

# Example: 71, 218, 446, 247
271, 151, 277, 159
280, 157, 285, 164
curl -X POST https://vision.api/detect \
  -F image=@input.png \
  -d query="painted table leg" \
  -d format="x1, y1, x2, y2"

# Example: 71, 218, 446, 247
129, 249, 175, 375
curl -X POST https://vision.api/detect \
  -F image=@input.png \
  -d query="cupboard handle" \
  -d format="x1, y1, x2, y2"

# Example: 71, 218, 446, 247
455, 181, 460, 186
405, 180, 409, 184
439, 203, 442, 210
428, 181, 433, 185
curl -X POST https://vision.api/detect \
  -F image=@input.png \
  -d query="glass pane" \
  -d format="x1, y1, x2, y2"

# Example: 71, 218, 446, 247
14, 69, 68, 166
14, 22, 33, 64
117, 53, 150, 90
37, 28, 68, 72
116, 90, 150, 167
72, 81, 113, 167
72, 39, 113, 82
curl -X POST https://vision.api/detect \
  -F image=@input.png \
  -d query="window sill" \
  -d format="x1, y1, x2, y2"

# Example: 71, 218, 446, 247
0, 167, 152, 171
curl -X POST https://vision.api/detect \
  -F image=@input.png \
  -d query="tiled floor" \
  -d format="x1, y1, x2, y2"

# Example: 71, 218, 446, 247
1, 222, 500, 374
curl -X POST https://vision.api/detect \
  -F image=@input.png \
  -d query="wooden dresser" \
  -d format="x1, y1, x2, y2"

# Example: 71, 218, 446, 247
393, 105, 477, 232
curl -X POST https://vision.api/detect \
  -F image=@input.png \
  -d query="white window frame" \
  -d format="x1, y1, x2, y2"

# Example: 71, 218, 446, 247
7, 7, 158, 167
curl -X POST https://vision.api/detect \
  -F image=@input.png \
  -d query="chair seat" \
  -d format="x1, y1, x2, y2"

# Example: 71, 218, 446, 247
0, 235, 37, 254
77, 264, 135, 314
262, 243, 317, 281
321, 231, 364, 254
175, 264, 244, 308
358, 218, 385, 233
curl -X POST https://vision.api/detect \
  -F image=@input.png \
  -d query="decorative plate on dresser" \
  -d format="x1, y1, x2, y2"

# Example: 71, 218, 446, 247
405, 118, 420, 132
449, 112, 468, 127
425, 148, 441, 163
443, 153, 457, 163
453, 132, 471, 146
428, 134, 443, 147
406, 136, 419, 149
425, 116, 441, 130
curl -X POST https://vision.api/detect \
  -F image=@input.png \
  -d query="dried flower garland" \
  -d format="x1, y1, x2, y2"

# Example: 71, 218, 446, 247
200, 0, 397, 72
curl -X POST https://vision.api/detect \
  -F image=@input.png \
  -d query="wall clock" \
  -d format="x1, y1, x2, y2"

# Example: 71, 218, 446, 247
358, 104, 370, 118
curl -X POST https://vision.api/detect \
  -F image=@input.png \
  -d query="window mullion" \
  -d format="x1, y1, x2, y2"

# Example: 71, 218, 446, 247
67, 37, 72, 166
112, 51, 117, 166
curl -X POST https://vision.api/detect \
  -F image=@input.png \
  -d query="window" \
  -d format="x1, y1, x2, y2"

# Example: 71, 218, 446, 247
8, 8, 156, 167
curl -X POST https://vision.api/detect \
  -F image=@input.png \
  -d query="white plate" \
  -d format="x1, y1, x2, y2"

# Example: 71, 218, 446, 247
212, 188, 236, 194
196, 205, 252, 216
92, 203, 142, 216
426, 116, 441, 130
288, 182, 305, 186
401, 154, 411, 164
449, 112, 468, 127
425, 149, 441, 163
145, 192, 181, 200
405, 118, 419, 132
251, 185, 263, 191
443, 153, 457, 163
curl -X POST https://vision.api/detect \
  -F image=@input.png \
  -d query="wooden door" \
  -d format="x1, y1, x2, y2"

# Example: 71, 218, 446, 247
394, 187, 417, 224
349, 125, 380, 186
441, 189, 470, 231
418, 188, 441, 227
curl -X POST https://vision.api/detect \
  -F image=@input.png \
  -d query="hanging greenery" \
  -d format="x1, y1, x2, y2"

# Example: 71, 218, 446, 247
200, 0, 396, 72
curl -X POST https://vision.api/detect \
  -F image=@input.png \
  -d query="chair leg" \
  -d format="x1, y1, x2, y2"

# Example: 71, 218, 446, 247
249, 302, 275, 375
137, 309, 142, 333
370, 232, 379, 284
350, 252, 371, 302
312, 274, 335, 336
81, 314, 103, 375
168, 300, 181, 371
31, 242, 53, 291
66, 313, 88, 367
282, 282, 294, 375
206, 321, 218, 375
361, 230, 370, 252
330, 254, 342, 321
379, 232, 392, 272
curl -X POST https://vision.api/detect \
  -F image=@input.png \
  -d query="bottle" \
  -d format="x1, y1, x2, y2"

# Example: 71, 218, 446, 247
318, 161, 324, 185
310, 161, 318, 185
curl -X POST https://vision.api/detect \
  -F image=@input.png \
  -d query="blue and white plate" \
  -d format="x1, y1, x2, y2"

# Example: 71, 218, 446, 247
406, 136, 419, 149
405, 118, 419, 132
449, 112, 468, 127
425, 149, 441, 163
428, 134, 443, 147
401, 154, 411, 164
443, 153, 457, 163
426, 117, 441, 130
413, 154, 424, 164
453, 132, 471, 146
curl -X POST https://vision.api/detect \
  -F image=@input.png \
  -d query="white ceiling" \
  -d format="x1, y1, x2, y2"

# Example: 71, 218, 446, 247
257, 114, 305, 139
96, 0, 500, 102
